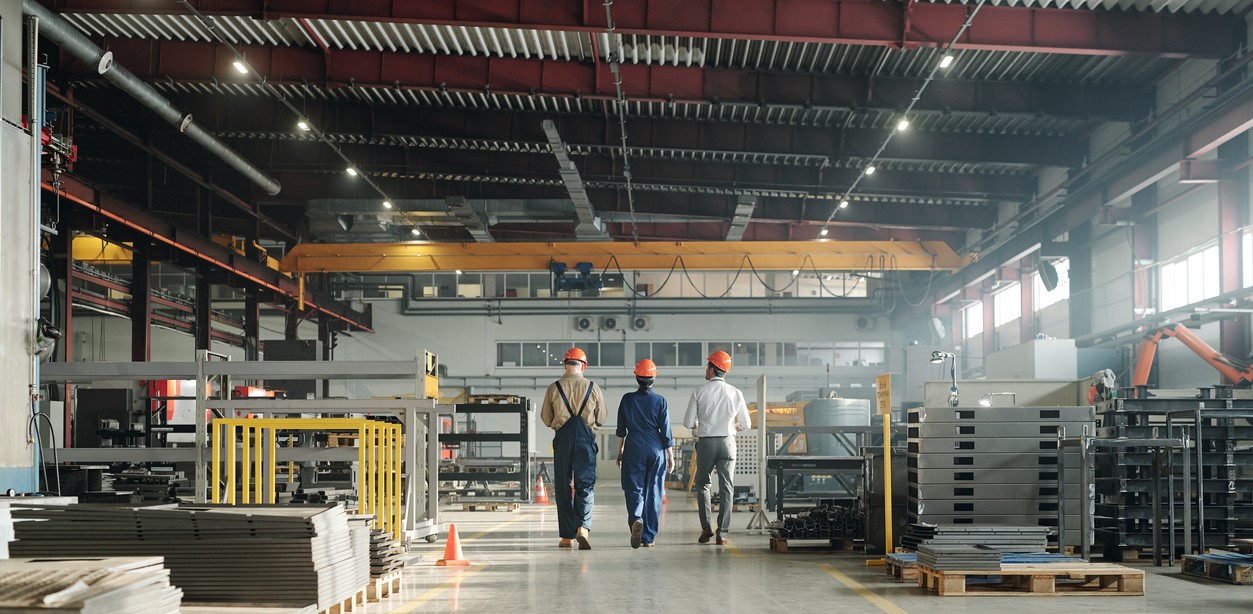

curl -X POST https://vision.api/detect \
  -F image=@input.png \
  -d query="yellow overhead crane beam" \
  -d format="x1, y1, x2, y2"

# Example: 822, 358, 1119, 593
280, 241, 971, 274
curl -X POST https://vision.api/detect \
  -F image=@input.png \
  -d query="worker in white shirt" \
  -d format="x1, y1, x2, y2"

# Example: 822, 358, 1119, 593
683, 350, 751, 545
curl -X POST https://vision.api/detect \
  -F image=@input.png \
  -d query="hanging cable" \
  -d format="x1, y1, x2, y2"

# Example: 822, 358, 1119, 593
819, 0, 987, 234
601, 1, 640, 243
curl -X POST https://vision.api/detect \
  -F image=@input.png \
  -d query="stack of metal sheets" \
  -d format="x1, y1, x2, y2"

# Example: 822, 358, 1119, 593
916, 544, 1003, 570
9, 504, 369, 610
0, 556, 181, 614
901, 523, 1050, 553
369, 530, 405, 577
907, 405, 1094, 543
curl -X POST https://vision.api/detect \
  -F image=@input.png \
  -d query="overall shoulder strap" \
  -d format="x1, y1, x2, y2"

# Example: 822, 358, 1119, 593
554, 381, 575, 415
575, 381, 595, 419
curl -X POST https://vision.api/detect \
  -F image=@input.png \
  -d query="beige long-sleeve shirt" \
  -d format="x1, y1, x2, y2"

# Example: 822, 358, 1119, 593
541, 373, 608, 433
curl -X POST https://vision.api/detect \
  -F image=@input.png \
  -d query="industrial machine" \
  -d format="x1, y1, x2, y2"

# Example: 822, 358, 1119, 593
1132, 322, 1253, 388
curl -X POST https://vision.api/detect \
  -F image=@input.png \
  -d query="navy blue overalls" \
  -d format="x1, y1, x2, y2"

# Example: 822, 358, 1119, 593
554, 381, 599, 539
617, 388, 672, 544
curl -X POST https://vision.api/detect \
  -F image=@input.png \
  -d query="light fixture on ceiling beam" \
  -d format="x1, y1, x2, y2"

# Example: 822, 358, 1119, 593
939, 54, 954, 69
382, 200, 393, 209
791, 269, 800, 276
410, 228, 421, 236
346, 166, 359, 177
896, 117, 910, 131
297, 120, 311, 131
839, 200, 849, 209
819, 227, 829, 237
231, 57, 249, 74
864, 165, 876, 176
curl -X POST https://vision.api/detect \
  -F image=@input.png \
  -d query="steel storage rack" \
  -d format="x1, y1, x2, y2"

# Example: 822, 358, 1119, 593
907, 404, 1095, 545
1093, 387, 1253, 559
438, 399, 531, 501
38, 350, 444, 545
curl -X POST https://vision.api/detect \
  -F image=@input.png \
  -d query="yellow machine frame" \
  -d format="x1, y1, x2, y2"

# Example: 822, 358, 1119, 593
211, 417, 403, 539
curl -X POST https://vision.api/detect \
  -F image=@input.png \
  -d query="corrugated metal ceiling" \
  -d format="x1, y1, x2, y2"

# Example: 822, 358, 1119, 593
62, 12, 1173, 85
925, 0, 1252, 15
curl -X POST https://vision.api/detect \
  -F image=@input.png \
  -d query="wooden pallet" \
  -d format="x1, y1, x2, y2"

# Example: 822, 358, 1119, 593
1181, 554, 1253, 585
768, 536, 859, 554
916, 563, 1144, 597
460, 501, 519, 512
366, 571, 403, 601
319, 587, 367, 614
885, 556, 918, 582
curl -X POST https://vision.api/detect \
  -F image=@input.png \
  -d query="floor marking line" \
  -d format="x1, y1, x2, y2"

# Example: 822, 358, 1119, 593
818, 563, 909, 614
387, 565, 487, 614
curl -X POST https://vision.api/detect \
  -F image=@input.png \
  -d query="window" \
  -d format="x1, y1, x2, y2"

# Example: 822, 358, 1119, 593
497, 343, 521, 367
992, 283, 1022, 328
1243, 232, 1252, 289
963, 302, 984, 338
1160, 244, 1220, 311
1034, 258, 1070, 310
600, 343, 625, 367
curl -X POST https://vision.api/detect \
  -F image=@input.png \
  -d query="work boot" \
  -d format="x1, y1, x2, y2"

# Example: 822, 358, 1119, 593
576, 527, 592, 550
715, 534, 726, 546
559, 538, 573, 548
630, 520, 643, 549
698, 528, 714, 544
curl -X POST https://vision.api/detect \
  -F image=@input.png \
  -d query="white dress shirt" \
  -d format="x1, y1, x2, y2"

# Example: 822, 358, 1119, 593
684, 377, 751, 437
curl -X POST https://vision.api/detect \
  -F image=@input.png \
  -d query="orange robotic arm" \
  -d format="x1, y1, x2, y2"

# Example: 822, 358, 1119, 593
1131, 323, 1253, 387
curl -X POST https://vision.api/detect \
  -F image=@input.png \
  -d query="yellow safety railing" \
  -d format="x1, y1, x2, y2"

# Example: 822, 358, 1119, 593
211, 417, 403, 539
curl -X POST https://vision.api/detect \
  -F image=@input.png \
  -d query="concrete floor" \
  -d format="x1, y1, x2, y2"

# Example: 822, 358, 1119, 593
355, 483, 1251, 614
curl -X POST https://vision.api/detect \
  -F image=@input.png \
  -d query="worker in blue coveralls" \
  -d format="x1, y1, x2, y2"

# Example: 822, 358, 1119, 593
615, 359, 674, 549
541, 347, 607, 550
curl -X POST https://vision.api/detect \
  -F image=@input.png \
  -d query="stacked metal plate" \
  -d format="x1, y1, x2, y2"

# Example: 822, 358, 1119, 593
0, 556, 181, 614
916, 544, 1003, 570
1094, 392, 1253, 556
908, 405, 1094, 544
9, 504, 369, 610
900, 523, 1050, 553
370, 530, 405, 577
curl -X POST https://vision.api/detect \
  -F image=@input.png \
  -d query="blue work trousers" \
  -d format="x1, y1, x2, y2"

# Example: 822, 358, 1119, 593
553, 417, 598, 539
621, 444, 666, 543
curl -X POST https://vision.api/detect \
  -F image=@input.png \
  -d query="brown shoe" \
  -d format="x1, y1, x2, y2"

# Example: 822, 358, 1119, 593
630, 520, 643, 549
698, 528, 714, 544
559, 538, 573, 548
576, 527, 591, 550
715, 534, 726, 546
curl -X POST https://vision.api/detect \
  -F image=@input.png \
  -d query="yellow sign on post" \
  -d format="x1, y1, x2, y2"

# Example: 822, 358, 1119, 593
876, 374, 891, 416
869, 373, 893, 566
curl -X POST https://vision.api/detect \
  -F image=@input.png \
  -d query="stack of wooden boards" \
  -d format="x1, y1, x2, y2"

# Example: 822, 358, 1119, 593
8, 504, 370, 611
0, 556, 181, 614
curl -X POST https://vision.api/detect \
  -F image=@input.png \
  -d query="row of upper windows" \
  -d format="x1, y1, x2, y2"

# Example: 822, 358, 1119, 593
495, 341, 886, 368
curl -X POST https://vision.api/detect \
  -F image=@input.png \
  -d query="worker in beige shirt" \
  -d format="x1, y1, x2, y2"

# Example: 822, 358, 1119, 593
540, 347, 608, 549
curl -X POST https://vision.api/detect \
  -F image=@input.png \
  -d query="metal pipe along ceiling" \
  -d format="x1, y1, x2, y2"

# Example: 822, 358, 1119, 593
23, 1, 282, 196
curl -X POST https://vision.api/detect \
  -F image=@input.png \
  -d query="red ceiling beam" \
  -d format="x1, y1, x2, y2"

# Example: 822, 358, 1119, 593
47, 0, 1238, 58
78, 38, 1147, 122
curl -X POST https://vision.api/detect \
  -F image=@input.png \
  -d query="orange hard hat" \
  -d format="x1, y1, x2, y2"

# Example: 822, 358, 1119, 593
707, 350, 732, 372
563, 347, 588, 365
634, 359, 658, 377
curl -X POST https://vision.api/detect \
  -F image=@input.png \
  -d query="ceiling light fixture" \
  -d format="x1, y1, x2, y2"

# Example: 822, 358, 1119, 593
939, 54, 954, 69
231, 59, 249, 74
382, 200, 393, 209
839, 200, 849, 209
864, 165, 876, 176
410, 228, 421, 236
297, 120, 310, 131
819, 227, 829, 237
791, 269, 800, 276
896, 118, 910, 131
346, 167, 359, 177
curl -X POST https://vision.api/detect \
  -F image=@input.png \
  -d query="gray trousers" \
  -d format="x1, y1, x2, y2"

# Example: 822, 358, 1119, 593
694, 436, 736, 535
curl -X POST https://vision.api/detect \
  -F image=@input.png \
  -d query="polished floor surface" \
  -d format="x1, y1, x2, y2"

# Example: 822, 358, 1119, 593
356, 482, 1251, 614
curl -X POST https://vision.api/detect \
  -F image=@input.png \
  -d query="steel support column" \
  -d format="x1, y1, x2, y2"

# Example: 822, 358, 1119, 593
130, 238, 152, 362
1218, 134, 1249, 374
1068, 222, 1094, 339
1131, 186, 1159, 323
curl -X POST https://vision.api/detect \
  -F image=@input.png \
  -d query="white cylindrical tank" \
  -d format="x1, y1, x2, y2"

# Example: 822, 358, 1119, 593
802, 398, 871, 457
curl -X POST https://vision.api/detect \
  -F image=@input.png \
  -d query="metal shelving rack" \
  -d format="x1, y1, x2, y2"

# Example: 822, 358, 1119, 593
439, 400, 531, 501
38, 350, 443, 544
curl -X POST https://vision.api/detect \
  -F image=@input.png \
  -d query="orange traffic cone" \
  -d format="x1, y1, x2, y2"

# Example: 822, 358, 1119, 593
436, 523, 471, 566
535, 476, 552, 504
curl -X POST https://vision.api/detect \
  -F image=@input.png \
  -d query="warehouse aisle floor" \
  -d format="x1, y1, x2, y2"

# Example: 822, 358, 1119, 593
359, 484, 1251, 614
